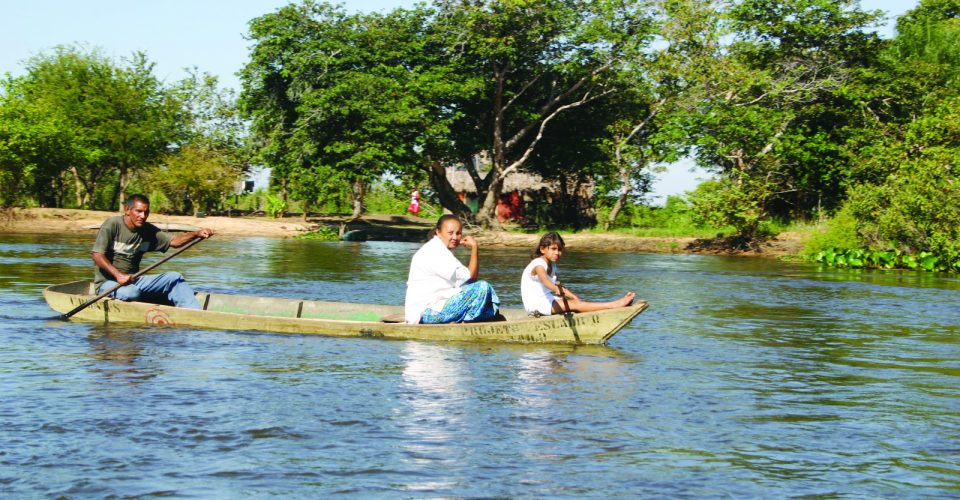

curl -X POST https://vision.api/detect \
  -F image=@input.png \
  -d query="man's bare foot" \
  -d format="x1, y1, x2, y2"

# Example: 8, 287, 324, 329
614, 291, 636, 307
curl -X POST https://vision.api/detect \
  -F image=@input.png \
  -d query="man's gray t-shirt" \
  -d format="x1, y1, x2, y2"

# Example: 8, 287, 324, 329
92, 216, 173, 285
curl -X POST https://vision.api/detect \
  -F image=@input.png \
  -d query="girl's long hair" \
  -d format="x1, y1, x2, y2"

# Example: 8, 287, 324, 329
532, 231, 565, 258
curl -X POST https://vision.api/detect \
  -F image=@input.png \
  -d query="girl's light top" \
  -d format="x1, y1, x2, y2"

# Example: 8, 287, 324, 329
521, 256, 558, 315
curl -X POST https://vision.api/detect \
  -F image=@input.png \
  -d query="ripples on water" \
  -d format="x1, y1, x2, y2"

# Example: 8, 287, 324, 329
1, 234, 958, 496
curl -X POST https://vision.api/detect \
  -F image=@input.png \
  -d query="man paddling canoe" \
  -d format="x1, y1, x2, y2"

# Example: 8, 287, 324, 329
91, 194, 213, 309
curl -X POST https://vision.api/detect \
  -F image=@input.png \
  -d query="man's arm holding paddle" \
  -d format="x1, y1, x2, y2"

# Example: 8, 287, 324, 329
91, 251, 133, 286
170, 228, 214, 248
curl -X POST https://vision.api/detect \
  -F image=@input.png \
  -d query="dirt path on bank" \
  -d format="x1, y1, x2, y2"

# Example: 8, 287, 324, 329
0, 208, 314, 238
0, 208, 805, 258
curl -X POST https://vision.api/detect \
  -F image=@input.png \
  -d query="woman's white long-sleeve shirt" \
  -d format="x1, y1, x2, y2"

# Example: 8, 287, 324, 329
404, 236, 472, 323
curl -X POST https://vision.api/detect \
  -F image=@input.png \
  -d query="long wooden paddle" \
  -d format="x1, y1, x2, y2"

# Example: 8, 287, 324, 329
555, 279, 581, 342
60, 236, 204, 320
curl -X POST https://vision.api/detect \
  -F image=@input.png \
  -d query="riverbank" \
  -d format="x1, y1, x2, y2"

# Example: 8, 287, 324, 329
0, 207, 806, 257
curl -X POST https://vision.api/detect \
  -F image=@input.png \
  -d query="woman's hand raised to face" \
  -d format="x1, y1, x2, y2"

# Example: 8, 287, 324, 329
460, 235, 477, 249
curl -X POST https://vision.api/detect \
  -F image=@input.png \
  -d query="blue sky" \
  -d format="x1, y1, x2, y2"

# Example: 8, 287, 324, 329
1, 0, 919, 201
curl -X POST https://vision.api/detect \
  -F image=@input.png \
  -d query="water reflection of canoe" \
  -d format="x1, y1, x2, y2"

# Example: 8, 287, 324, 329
44, 280, 648, 345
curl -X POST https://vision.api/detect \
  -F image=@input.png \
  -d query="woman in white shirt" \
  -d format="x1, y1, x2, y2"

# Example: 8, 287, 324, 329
404, 215, 500, 323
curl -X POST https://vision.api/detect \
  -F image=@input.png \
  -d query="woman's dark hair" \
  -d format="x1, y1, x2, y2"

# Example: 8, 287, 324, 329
532, 231, 565, 258
435, 214, 461, 231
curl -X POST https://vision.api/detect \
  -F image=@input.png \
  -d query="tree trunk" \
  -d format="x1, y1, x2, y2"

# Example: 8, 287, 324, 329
603, 102, 664, 230
475, 68, 509, 229
54, 171, 67, 208
557, 171, 574, 226
604, 162, 632, 230
111, 165, 130, 211
301, 199, 311, 220
464, 154, 490, 207
424, 161, 473, 220
473, 68, 602, 228
474, 174, 503, 229
70, 166, 83, 208
69, 166, 90, 209
574, 175, 596, 227
350, 179, 365, 220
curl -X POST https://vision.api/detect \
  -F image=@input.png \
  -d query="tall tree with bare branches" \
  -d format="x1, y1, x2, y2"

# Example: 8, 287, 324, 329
431, 0, 658, 227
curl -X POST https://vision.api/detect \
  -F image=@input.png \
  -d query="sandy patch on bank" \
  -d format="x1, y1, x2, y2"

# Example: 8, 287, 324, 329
0, 208, 313, 238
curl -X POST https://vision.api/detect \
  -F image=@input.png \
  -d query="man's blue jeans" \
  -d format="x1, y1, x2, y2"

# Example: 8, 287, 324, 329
99, 272, 201, 309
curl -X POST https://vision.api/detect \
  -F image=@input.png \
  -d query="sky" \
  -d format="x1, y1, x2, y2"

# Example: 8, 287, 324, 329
1, 0, 920, 202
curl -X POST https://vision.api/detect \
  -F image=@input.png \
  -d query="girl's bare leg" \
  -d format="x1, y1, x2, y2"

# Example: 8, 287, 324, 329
551, 291, 636, 313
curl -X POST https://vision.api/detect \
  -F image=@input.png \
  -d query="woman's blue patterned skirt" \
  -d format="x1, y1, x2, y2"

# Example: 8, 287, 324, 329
420, 280, 500, 324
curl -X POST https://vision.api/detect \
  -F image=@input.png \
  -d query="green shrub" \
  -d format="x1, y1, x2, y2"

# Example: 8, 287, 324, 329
687, 178, 770, 238
231, 190, 265, 212
146, 190, 174, 214
806, 95, 960, 273
364, 180, 409, 215
265, 193, 287, 218
296, 225, 340, 241
801, 206, 863, 257
844, 159, 960, 263
843, 96, 960, 264
811, 247, 955, 272
595, 195, 729, 237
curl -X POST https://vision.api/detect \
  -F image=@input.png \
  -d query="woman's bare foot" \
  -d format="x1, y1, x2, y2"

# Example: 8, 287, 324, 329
614, 291, 636, 307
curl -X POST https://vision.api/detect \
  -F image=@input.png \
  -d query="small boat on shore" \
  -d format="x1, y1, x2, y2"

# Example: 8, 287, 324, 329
44, 280, 648, 344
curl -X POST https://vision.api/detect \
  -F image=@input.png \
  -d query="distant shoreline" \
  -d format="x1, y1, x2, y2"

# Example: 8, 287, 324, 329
0, 207, 805, 257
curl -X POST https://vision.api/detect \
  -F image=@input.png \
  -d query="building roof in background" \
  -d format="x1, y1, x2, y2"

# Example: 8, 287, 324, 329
446, 167, 572, 194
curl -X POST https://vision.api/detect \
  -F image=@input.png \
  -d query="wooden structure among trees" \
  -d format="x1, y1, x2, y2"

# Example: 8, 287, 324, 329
445, 166, 595, 227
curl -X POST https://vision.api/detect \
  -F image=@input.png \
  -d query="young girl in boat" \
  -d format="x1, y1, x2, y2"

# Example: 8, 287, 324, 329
521, 232, 635, 316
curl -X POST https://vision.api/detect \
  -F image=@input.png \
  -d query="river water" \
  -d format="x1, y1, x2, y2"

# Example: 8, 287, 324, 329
1, 233, 958, 497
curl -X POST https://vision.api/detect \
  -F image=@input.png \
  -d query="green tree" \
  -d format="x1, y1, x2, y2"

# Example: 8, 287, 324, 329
429, 0, 658, 227
596, 0, 719, 229
138, 69, 252, 214
240, 0, 659, 226
241, 2, 444, 218
841, 96, 960, 263
826, 1, 960, 264
0, 80, 75, 207
149, 142, 243, 216
682, 0, 883, 237
0, 45, 179, 210
170, 69, 250, 168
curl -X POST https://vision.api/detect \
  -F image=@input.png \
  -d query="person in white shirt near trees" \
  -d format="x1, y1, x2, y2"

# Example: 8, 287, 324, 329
404, 215, 500, 324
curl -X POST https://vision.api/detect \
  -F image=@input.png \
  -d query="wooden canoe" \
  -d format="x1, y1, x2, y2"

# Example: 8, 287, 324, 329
44, 280, 648, 345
